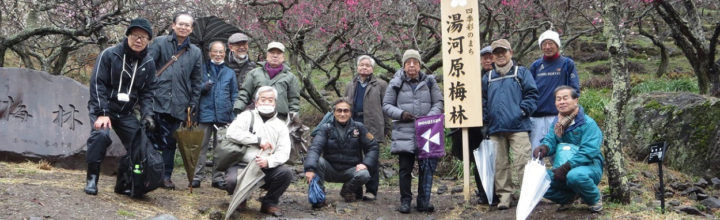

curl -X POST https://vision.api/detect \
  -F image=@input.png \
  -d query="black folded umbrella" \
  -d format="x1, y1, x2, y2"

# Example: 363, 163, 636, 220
188, 16, 241, 60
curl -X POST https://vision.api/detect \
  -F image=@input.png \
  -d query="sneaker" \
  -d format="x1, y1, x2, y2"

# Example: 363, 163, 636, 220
341, 192, 357, 202
190, 180, 201, 188
212, 181, 227, 190
162, 179, 176, 190
589, 200, 603, 213
362, 193, 376, 201
497, 197, 511, 210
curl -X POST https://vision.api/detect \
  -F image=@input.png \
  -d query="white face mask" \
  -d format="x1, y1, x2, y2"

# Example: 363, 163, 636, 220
256, 105, 275, 114
237, 54, 247, 59
211, 60, 224, 65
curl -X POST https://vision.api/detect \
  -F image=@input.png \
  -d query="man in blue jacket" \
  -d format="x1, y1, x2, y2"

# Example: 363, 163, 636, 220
84, 18, 157, 195
528, 30, 580, 153
533, 86, 603, 213
481, 39, 539, 210
191, 41, 238, 189
148, 12, 204, 189
304, 99, 379, 206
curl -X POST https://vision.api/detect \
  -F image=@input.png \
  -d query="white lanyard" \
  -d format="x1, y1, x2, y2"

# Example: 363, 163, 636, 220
118, 54, 139, 95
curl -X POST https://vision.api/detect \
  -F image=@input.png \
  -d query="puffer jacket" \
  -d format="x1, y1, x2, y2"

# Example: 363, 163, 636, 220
148, 34, 203, 121
226, 52, 256, 89
344, 75, 389, 143
88, 41, 157, 118
542, 107, 604, 170
383, 70, 443, 154
304, 119, 379, 172
482, 64, 539, 134
233, 62, 300, 115
198, 62, 238, 124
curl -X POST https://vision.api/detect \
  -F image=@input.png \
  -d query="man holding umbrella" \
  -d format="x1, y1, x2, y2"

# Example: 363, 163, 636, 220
224, 86, 293, 217
533, 86, 604, 213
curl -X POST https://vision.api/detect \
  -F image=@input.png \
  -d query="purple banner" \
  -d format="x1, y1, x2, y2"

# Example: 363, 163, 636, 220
415, 114, 445, 159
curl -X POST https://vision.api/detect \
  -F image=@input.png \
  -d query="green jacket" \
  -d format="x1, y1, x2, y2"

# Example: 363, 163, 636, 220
233, 62, 300, 115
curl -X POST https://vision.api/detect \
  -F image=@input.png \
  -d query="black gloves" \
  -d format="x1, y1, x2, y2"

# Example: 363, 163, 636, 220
400, 111, 416, 122
552, 162, 572, 182
533, 145, 549, 159
200, 81, 215, 95
143, 116, 155, 131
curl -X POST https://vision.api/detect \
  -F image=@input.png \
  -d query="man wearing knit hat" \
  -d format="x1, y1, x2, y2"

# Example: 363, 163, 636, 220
482, 39, 539, 210
226, 33, 256, 88
384, 49, 443, 213
528, 30, 580, 154
84, 18, 158, 196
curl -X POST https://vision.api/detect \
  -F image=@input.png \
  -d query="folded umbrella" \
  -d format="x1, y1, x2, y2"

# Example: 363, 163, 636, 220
516, 158, 552, 220
473, 138, 496, 205
224, 150, 266, 220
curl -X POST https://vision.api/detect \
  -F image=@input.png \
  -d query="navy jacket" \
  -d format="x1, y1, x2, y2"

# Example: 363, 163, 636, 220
529, 56, 580, 117
198, 62, 238, 124
305, 119, 379, 172
482, 64, 539, 134
88, 41, 157, 118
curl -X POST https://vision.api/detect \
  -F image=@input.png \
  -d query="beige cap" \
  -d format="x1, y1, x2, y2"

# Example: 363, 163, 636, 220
491, 39, 512, 51
266, 41, 285, 52
402, 49, 422, 65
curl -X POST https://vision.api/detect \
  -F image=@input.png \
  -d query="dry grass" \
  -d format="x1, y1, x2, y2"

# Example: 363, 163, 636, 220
37, 160, 52, 170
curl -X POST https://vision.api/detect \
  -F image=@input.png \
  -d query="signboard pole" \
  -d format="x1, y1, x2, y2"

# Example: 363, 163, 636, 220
462, 128, 470, 202
658, 158, 665, 214
648, 141, 667, 214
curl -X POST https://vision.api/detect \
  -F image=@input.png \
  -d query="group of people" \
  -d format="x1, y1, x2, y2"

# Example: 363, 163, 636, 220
82, 12, 606, 217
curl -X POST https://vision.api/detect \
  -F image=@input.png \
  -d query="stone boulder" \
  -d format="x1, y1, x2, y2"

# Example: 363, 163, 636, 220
624, 92, 720, 177
0, 68, 125, 173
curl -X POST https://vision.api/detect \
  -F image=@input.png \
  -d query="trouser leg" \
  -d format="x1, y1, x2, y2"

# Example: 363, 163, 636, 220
224, 165, 241, 195
566, 165, 603, 205
417, 158, 438, 208
398, 153, 415, 202
508, 132, 531, 188
492, 134, 512, 202
260, 165, 294, 206
364, 162, 379, 196
193, 123, 213, 181
544, 170, 578, 205
153, 113, 181, 180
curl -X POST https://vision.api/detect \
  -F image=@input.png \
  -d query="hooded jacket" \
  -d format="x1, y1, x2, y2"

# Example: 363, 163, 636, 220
88, 41, 157, 118
304, 119, 379, 172
233, 62, 300, 115
147, 34, 203, 121
383, 70, 443, 154
481, 63, 539, 134
198, 62, 238, 124
344, 74, 389, 143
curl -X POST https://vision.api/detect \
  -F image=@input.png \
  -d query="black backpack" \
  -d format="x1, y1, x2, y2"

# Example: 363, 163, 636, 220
115, 126, 164, 198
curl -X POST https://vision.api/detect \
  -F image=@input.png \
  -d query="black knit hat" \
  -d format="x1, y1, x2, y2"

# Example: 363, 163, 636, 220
125, 18, 153, 40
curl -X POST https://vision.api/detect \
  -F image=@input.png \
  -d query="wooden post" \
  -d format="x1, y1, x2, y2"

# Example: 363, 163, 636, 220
462, 127, 470, 202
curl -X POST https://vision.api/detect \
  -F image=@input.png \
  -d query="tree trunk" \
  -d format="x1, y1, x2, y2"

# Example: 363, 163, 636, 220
602, 0, 631, 204
0, 46, 6, 67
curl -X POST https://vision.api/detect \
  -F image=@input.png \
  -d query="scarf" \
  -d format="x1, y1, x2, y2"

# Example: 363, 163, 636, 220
543, 53, 560, 61
554, 107, 578, 138
231, 51, 249, 65
496, 60, 514, 76
265, 63, 284, 79
122, 38, 147, 62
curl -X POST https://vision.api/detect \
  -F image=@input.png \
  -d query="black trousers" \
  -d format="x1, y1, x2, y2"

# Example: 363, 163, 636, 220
86, 113, 139, 165
225, 164, 294, 206
151, 113, 182, 180
364, 163, 379, 195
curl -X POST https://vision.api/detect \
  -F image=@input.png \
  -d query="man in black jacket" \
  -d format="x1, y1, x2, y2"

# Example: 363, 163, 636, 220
304, 98, 379, 205
85, 18, 157, 195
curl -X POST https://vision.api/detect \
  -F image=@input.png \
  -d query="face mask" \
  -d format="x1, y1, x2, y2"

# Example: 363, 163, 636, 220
237, 54, 247, 59
211, 60, 224, 65
256, 105, 275, 114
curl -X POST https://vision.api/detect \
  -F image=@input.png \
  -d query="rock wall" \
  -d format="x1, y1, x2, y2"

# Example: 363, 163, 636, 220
623, 92, 720, 177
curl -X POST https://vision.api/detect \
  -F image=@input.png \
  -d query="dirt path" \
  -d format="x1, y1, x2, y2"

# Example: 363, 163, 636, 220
0, 162, 601, 219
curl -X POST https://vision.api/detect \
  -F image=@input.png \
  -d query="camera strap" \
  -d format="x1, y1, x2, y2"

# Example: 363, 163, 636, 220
118, 54, 139, 95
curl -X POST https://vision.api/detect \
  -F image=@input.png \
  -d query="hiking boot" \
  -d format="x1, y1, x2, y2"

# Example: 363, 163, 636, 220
397, 199, 411, 214
84, 163, 100, 195
416, 203, 435, 213
362, 192, 376, 201
589, 200, 603, 213
311, 201, 327, 209
339, 184, 357, 202
190, 180, 201, 188
260, 203, 283, 217
212, 180, 226, 190
162, 179, 176, 190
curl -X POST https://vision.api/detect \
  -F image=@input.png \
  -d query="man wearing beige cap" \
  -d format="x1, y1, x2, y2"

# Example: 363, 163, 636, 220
233, 41, 300, 122
481, 39, 538, 210
226, 33, 256, 88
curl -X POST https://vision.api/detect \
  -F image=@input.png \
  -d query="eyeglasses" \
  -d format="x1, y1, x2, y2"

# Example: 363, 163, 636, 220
210, 50, 224, 54
334, 108, 351, 114
129, 34, 149, 42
